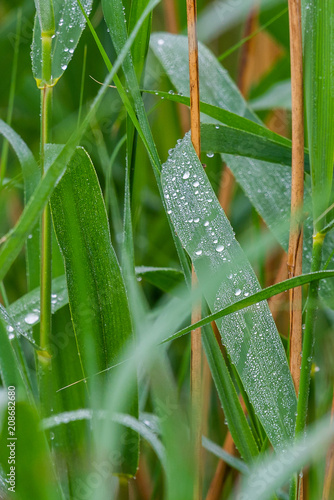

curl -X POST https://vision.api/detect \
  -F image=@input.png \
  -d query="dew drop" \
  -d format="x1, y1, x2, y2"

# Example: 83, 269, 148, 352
195, 250, 202, 256
61, 64, 67, 71
6, 325, 14, 333
235, 289, 242, 297
204, 221, 209, 227
206, 152, 214, 158
216, 244, 224, 252
24, 312, 39, 325
193, 181, 200, 187
183, 171, 190, 179
158, 39, 164, 45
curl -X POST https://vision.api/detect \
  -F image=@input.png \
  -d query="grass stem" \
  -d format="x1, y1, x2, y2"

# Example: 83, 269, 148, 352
39, 30, 54, 354
287, 0, 304, 396
186, 1, 202, 498
295, 233, 325, 437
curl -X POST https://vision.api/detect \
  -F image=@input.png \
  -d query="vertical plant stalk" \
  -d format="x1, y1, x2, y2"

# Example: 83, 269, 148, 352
287, 0, 304, 395
39, 27, 54, 359
186, 1, 202, 498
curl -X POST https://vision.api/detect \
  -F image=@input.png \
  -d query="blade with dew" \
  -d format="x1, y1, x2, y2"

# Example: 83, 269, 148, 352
150, 32, 334, 309
32, 0, 93, 86
161, 133, 297, 450
50, 146, 138, 476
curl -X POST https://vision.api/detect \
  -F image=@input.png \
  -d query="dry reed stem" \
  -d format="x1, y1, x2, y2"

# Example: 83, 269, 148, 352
287, 0, 304, 396
322, 392, 334, 500
205, 432, 235, 500
186, 1, 202, 497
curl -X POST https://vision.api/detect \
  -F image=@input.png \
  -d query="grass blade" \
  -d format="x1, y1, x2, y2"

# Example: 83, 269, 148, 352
162, 133, 297, 449
50, 146, 139, 475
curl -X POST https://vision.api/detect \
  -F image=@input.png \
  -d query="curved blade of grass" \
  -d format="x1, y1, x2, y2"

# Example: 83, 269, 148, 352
202, 436, 249, 475
162, 133, 297, 450
42, 409, 166, 470
32, 0, 93, 86
303, 0, 334, 229
141, 89, 309, 169
163, 270, 334, 344
0, 119, 41, 290
0, 1, 158, 284
50, 146, 138, 476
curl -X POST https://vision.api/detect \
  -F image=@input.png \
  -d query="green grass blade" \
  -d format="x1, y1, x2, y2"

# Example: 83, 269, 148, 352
163, 270, 334, 344
34, 0, 55, 35
0, 119, 41, 290
136, 266, 185, 296
50, 146, 138, 475
202, 436, 249, 474
0, 318, 31, 398
8, 275, 68, 334
0, 402, 64, 500
202, 324, 259, 461
32, 0, 93, 86
141, 89, 308, 168
303, 0, 334, 229
162, 133, 297, 449
235, 417, 334, 500
42, 409, 166, 470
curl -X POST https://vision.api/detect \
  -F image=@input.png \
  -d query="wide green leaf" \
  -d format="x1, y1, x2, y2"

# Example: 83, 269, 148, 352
161, 133, 297, 449
31, 0, 93, 86
50, 146, 138, 476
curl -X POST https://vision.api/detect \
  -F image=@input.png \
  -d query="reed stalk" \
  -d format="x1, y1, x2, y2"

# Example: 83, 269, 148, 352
186, 1, 202, 498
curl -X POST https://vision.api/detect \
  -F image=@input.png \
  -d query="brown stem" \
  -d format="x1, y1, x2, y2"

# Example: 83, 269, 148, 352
187, 2, 202, 498
287, 0, 304, 397
163, 0, 190, 133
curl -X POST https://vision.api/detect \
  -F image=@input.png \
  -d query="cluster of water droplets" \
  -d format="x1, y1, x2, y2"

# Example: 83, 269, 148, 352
162, 134, 297, 447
